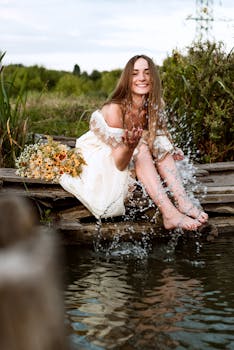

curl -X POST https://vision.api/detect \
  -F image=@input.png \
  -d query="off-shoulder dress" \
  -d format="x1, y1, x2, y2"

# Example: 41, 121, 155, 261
59, 110, 174, 219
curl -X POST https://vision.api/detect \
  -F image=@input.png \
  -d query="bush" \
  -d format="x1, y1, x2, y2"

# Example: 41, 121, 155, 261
4, 64, 64, 95
55, 74, 82, 96
161, 41, 234, 162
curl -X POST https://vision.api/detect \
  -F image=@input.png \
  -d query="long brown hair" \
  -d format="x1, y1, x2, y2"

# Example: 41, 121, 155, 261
104, 54, 168, 150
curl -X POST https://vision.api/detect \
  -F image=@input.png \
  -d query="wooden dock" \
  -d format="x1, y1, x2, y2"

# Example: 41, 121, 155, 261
0, 161, 234, 244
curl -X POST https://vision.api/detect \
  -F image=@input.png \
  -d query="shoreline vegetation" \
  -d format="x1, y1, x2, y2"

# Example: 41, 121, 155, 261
0, 41, 233, 168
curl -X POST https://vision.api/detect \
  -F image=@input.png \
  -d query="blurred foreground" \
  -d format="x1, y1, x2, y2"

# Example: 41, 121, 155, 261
0, 195, 68, 350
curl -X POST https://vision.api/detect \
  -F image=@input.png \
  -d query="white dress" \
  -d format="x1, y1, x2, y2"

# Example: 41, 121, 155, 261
59, 110, 174, 219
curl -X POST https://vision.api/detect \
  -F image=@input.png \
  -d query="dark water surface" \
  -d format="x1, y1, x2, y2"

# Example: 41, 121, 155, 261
64, 232, 234, 350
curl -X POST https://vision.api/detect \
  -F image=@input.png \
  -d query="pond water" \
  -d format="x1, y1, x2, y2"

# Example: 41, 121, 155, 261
64, 232, 234, 350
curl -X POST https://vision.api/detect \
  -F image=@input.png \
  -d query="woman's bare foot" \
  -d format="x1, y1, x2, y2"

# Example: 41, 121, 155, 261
177, 199, 208, 224
162, 209, 202, 231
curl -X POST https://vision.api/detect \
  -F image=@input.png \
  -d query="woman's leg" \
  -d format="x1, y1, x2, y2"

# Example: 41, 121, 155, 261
156, 153, 208, 223
134, 144, 202, 231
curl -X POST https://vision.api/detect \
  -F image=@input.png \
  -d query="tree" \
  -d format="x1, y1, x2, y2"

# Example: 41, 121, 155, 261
89, 69, 101, 81
73, 64, 81, 77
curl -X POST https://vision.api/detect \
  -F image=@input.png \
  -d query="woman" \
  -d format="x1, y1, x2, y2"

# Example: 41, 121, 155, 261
60, 55, 208, 230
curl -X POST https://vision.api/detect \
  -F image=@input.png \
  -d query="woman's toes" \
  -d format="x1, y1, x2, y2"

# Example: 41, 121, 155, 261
197, 211, 209, 223
163, 213, 202, 231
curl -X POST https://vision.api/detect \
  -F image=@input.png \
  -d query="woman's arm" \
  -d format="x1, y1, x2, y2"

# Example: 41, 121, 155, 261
113, 128, 143, 170
101, 104, 143, 171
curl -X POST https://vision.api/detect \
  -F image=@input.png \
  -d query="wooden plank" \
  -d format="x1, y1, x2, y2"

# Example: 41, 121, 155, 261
195, 161, 234, 172
201, 193, 234, 204
1, 162, 233, 183
0, 186, 74, 200
197, 175, 234, 186
58, 216, 234, 245
1, 166, 234, 220
34, 133, 76, 147
195, 169, 210, 177
203, 203, 234, 215
0, 178, 234, 206
56, 204, 92, 220
197, 186, 234, 194
1, 167, 233, 189
203, 173, 234, 186
2, 183, 233, 201
0, 168, 58, 185
57, 220, 166, 244
208, 216, 234, 233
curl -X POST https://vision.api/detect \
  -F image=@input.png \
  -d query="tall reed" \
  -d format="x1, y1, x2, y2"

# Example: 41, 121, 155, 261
0, 52, 29, 167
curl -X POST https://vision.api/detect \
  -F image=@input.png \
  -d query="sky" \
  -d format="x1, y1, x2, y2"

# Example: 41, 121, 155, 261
1, 0, 233, 73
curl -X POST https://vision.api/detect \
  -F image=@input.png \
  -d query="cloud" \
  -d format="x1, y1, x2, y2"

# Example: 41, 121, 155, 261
1, 0, 233, 72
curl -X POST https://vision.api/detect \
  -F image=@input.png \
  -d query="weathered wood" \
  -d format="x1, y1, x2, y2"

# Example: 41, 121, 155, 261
57, 219, 167, 245
34, 133, 76, 148
56, 204, 92, 220
204, 203, 234, 215
198, 173, 234, 186
201, 194, 234, 204
0, 185, 74, 200
207, 216, 234, 233
194, 169, 210, 177
195, 162, 234, 172
0, 162, 234, 240
0, 168, 58, 185
58, 216, 233, 245
0, 195, 67, 350
203, 186, 234, 194
1, 168, 233, 197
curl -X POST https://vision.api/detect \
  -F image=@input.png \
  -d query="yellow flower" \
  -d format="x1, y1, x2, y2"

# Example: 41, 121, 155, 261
15, 136, 86, 182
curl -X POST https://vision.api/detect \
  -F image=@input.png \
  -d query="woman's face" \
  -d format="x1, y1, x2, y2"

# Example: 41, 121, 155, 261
131, 57, 151, 97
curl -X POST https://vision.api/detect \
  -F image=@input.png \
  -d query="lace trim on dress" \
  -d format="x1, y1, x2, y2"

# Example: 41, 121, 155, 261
152, 134, 174, 161
133, 129, 175, 162
90, 110, 124, 148
90, 110, 174, 161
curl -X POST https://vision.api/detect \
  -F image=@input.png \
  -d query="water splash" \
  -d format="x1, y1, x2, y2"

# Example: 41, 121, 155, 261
93, 219, 103, 253
92, 160, 206, 260
93, 148, 207, 261
176, 156, 207, 207
93, 219, 152, 260
105, 241, 150, 259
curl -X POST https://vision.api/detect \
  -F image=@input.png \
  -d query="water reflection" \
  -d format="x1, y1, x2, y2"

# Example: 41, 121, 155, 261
124, 267, 204, 350
64, 234, 234, 350
66, 253, 137, 349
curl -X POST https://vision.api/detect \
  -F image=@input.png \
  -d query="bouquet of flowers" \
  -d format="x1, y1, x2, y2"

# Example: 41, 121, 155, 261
15, 136, 86, 183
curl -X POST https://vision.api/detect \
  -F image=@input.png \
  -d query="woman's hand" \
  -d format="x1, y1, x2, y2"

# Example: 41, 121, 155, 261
122, 127, 143, 150
173, 148, 184, 161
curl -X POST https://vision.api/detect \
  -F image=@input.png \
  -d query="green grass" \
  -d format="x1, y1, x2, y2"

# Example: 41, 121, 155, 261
26, 92, 105, 138
0, 52, 29, 167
